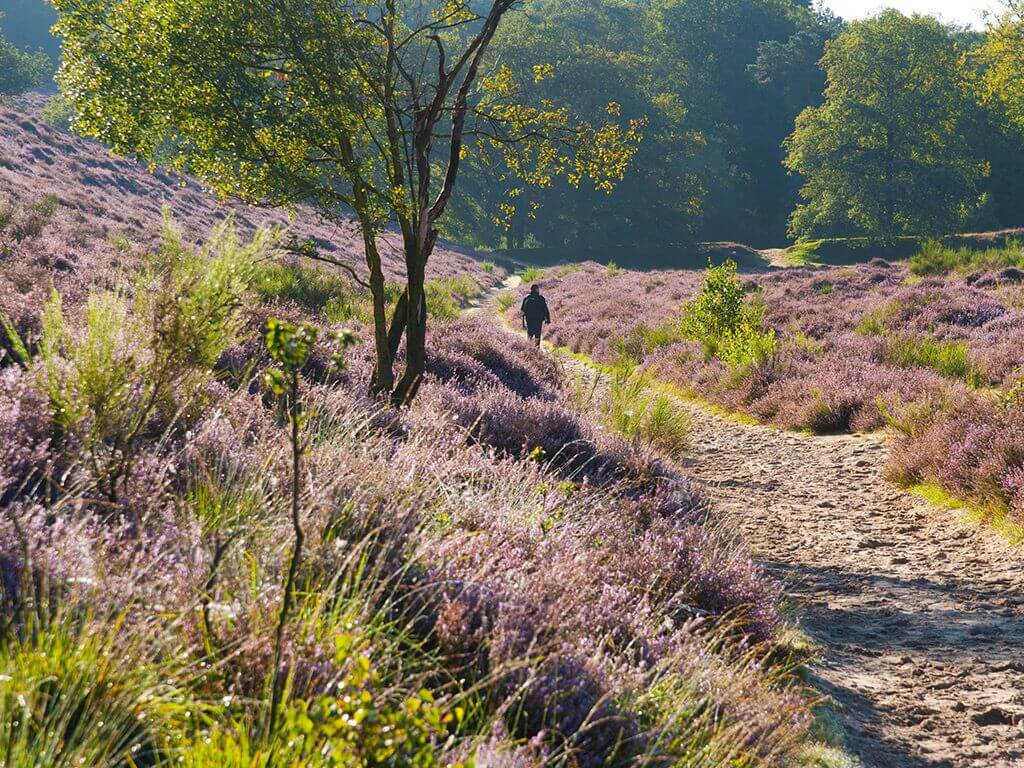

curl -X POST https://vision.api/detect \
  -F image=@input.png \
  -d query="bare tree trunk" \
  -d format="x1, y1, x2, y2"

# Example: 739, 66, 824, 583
367, 254, 394, 396
392, 254, 428, 405
386, 290, 408, 360
354, 209, 394, 397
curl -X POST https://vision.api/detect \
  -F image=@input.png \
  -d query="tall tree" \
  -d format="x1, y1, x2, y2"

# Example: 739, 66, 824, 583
449, 0, 696, 254
652, 0, 827, 245
784, 11, 988, 240
55, 0, 638, 402
978, 2, 1024, 132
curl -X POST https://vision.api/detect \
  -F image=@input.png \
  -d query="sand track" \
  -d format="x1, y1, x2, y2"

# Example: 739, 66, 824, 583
486, 279, 1024, 766
678, 408, 1024, 767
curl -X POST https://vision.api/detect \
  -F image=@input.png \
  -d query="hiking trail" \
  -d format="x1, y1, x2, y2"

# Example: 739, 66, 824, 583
677, 410, 1024, 768
483, 274, 1024, 767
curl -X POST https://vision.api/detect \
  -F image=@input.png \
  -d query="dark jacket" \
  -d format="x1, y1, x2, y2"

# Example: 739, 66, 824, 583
521, 293, 550, 327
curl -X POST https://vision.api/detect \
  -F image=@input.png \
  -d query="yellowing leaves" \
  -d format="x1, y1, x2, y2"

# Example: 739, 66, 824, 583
532, 63, 554, 82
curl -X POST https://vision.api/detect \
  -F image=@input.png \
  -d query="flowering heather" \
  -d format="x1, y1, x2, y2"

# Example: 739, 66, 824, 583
0, 211, 810, 761
537, 257, 1024, 516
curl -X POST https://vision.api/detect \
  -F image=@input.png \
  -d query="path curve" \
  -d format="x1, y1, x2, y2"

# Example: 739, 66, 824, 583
483, 279, 1024, 767
681, 408, 1024, 767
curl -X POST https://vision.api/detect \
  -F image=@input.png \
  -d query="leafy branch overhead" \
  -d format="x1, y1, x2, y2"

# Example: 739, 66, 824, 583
54, 0, 639, 404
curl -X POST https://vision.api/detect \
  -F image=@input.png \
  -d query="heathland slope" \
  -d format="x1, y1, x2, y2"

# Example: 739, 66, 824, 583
0, 97, 496, 335
0, 100, 821, 765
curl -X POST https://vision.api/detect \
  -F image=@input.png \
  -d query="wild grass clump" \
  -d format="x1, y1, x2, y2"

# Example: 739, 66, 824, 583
495, 291, 516, 313
882, 335, 982, 387
910, 238, 1024, 276
520, 266, 545, 282
0, 611, 191, 768
613, 319, 685, 363
606, 366, 690, 455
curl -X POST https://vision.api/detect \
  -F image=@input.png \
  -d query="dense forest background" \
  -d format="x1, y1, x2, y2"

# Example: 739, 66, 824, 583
4, 0, 1024, 254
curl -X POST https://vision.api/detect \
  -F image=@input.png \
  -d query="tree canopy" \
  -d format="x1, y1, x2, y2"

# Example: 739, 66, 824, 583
55, 0, 639, 401
784, 11, 988, 239
980, 1, 1024, 131
37, 0, 1024, 259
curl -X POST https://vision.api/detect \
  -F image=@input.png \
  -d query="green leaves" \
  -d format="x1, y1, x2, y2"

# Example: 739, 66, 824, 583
263, 318, 357, 395
784, 10, 987, 239
265, 319, 318, 373
682, 259, 776, 367
979, 2, 1024, 131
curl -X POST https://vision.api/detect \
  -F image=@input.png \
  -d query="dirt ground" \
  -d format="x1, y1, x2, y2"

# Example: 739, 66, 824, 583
680, 409, 1024, 767
489, 278, 1024, 766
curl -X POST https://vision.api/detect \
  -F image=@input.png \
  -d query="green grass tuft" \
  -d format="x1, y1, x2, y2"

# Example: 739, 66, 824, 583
520, 266, 545, 283
910, 238, 1024, 276
883, 335, 982, 387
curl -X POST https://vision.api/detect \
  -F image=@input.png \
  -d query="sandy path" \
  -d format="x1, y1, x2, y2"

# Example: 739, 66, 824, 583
679, 411, 1024, 767
483, 281, 1024, 766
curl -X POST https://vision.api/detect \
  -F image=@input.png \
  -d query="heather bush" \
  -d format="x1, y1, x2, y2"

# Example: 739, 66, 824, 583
428, 316, 562, 399
887, 395, 1024, 526
0, 367, 50, 502
0, 193, 59, 243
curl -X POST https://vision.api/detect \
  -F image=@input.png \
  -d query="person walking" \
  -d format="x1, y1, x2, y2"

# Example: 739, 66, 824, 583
520, 284, 551, 346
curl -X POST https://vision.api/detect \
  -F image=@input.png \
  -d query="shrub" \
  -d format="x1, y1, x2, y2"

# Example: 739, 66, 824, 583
682, 260, 776, 366
0, 23, 51, 97
39, 94, 76, 131
39, 221, 268, 502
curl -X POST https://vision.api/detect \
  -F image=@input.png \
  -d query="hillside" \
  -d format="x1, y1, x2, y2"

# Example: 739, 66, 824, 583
0, 97, 497, 337
0, 101, 827, 765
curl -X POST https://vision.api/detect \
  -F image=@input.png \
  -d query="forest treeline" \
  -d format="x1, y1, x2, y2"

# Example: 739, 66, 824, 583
447, 0, 1024, 250
6, 0, 1024, 250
